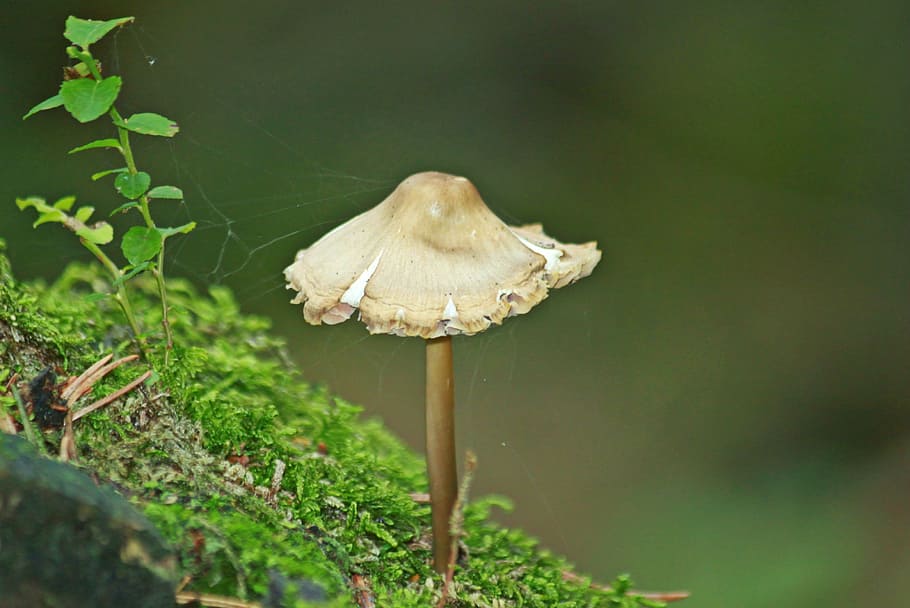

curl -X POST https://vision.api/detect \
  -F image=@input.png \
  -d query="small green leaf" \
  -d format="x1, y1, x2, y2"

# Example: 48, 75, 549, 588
147, 185, 184, 200
110, 201, 139, 216
53, 196, 76, 211
157, 222, 196, 239
69, 138, 122, 154
114, 172, 151, 199
65, 46, 93, 65
119, 112, 179, 137
74, 206, 94, 222
91, 167, 128, 181
121, 226, 162, 265
16, 196, 76, 228
60, 76, 122, 123
23, 94, 64, 120
113, 261, 151, 286
16, 197, 66, 227
33, 211, 65, 227
64, 16, 134, 49
16, 197, 50, 212
76, 222, 114, 245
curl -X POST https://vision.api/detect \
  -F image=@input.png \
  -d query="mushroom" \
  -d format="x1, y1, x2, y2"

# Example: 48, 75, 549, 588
285, 171, 601, 572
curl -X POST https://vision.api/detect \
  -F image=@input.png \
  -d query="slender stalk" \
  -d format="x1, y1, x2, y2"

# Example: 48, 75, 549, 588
109, 107, 152, 226
12, 386, 36, 446
81, 52, 103, 81
154, 244, 172, 364
11, 386, 48, 457
61, 53, 151, 356
79, 238, 145, 350
425, 335, 458, 574
110, 106, 173, 362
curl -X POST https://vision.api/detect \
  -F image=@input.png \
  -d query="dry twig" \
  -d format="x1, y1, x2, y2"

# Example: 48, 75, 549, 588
561, 570, 690, 603
436, 451, 477, 608
175, 591, 261, 608
57, 353, 148, 461
0, 411, 16, 434
0, 372, 18, 434
3, 371, 17, 394
58, 414, 77, 461
72, 369, 152, 421
61, 354, 112, 403
409, 492, 431, 504
352, 573, 375, 608
267, 458, 286, 505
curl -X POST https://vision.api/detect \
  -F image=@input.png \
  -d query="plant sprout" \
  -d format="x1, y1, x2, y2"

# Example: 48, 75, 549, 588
16, 16, 193, 365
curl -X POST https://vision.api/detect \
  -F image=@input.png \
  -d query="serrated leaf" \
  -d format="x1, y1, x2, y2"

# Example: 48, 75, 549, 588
121, 226, 162, 265
114, 172, 151, 199
110, 201, 139, 216
53, 196, 76, 211
60, 76, 122, 123
113, 261, 151, 286
16, 197, 50, 212
91, 167, 128, 181
119, 112, 179, 137
147, 185, 184, 200
33, 211, 65, 227
16, 196, 76, 228
64, 16, 134, 48
157, 222, 196, 239
15, 197, 66, 227
76, 222, 114, 245
74, 206, 94, 222
23, 94, 64, 120
69, 138, 122, 154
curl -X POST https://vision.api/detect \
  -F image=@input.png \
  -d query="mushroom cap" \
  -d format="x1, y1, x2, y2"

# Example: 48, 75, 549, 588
284, 171, 601, 338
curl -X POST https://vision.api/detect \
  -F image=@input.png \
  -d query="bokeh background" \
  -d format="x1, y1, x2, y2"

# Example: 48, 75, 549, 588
2, 2, 908, 606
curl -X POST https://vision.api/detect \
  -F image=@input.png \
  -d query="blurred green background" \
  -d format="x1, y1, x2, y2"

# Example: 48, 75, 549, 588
2, 2, 908, 606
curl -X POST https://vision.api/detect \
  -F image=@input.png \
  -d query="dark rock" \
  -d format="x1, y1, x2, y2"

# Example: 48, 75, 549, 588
0, 433, 176, 608
265, 569, 328, 607
24, 367, 66, 429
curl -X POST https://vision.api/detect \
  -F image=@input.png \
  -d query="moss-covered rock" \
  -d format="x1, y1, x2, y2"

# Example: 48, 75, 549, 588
0, 433, 176, 608
0, 238, 661, 607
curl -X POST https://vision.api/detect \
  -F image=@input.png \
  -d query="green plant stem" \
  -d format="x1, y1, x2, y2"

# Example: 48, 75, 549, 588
110, 106, 173, 363
80, 238, 144, 352
109, 108, 149, 223
81, 51, 103, 80
53, 52, 147, 356
12, 386, 47, 456
12, 386, 36, 445
154, 245, 172, 364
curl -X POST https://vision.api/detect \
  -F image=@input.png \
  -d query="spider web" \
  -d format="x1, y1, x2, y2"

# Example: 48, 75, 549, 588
108, 24, 575, 557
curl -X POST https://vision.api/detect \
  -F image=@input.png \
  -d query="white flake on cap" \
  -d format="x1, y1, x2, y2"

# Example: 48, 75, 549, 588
340, 250, 383, 308
284, 171, 601, 338
442, 296, 458, 320
512, 230, 562, 272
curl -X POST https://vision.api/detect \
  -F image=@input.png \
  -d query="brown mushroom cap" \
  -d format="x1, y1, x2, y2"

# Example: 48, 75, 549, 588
284, 171, 601, 338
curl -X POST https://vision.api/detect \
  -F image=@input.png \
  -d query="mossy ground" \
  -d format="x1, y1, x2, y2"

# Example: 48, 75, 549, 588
0, 239, 662, 607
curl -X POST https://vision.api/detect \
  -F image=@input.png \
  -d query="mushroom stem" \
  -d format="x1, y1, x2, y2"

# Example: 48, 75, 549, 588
425, 335, 458, 574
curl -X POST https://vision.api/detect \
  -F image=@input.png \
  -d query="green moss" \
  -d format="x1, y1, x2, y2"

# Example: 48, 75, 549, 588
0, 239, 662, 607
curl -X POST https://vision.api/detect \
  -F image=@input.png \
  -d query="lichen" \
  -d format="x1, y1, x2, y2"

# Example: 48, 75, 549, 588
0, 238, 661, 607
